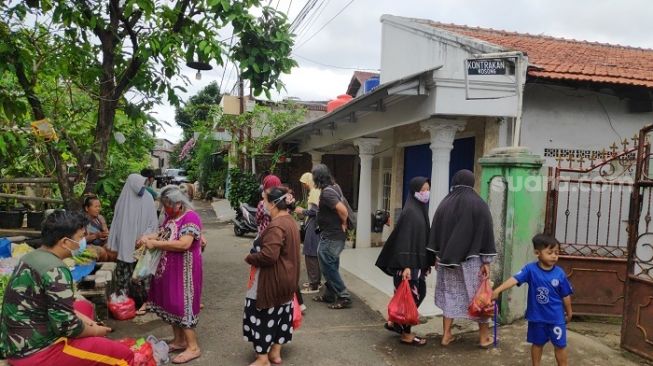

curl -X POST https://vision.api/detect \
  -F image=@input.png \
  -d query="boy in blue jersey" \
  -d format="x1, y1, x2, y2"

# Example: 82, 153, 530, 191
492, 234, 573, 366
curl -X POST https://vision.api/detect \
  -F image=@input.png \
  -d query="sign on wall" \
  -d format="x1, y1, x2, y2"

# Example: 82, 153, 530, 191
466, 58, 509, 75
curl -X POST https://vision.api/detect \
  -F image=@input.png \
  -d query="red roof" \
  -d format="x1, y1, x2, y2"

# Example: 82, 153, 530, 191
423, 21, 653, 88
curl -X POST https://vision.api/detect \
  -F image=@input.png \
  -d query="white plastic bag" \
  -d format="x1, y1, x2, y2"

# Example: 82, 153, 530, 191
132, 249, 163, 280
146, 335, 170, 365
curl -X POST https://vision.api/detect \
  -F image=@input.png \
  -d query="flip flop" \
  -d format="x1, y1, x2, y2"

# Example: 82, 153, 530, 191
312, 295, 333, 303
328, 299, 352, 310
400, 336, 427, 346
167, 343, 187, 353
440, 335, 460, 347
172, 350, 201, 364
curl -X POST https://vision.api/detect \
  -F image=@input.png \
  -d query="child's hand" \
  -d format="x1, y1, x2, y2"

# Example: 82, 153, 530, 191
491, 289, 500, 301
565, 312, 573, 323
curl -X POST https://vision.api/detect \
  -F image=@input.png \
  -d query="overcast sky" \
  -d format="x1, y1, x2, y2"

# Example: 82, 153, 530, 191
154, 0, 653, 143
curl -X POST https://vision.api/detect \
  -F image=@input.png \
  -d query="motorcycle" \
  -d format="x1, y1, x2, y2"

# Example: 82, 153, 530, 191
233, 203, 258, 236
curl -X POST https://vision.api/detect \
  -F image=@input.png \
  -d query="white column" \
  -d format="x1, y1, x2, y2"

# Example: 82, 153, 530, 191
354, 138, 381, 248
420, 120, 466, 220
309, 151, 323, 167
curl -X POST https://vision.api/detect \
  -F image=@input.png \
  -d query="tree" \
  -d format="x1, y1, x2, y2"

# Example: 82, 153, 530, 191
0, 0, 296, 207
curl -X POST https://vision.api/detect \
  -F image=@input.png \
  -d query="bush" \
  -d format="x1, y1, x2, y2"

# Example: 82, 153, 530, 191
227, 168, 260, 209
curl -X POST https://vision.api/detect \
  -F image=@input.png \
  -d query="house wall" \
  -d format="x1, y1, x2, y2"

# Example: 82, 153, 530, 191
521, 84, 653, 165
380, 17, 521, 119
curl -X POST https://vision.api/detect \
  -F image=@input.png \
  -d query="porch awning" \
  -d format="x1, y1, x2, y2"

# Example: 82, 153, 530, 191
274, 67, 441, 147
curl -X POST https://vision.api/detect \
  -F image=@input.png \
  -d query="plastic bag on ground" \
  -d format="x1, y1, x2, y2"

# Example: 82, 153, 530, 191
146, 335, 170, 365
468, 269, 494, 318
387, 278, 419, 326
108, 291, 136, 320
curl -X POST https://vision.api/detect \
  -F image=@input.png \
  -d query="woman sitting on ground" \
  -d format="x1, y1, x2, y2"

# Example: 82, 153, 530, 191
83, 195, 109, 247
0, 211, 133, 365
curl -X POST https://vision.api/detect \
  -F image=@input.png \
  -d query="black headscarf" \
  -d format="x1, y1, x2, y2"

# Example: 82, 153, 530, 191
375, 176, 433, 276
427, 170, 496, 267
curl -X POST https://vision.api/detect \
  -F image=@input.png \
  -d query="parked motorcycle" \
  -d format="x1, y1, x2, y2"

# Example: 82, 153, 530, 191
233, 203, 258, 236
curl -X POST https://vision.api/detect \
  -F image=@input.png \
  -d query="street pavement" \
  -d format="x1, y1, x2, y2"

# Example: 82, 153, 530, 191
105, 200, 649, 366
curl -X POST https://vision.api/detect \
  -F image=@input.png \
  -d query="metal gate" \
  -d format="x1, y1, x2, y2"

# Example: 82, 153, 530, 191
621, 125, 653, 360
545, 139, 638, 316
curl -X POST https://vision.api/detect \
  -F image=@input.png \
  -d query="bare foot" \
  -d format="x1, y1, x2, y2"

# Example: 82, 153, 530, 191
172, 349, 201, 364
248, 355, 271, 366
441, 334, 459, 346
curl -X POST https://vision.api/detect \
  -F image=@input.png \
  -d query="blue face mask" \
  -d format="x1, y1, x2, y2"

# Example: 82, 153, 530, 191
66, 237, 87, 257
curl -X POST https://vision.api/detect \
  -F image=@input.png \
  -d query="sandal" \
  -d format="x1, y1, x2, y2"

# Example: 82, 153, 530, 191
384, 322, 403, 334
167, 343, 187, 353
172, 349, 201, 364
400, 336, 427, 346
312, 295, 333, 303
328, 299, 352, 310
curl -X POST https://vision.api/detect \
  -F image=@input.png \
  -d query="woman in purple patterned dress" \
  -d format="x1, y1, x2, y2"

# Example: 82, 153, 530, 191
139, 185, 203, 364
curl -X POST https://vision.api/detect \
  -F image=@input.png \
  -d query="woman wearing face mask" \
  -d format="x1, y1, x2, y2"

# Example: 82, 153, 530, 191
107, 173, 159, 315
375, 176, 432, 346
0, 211, 134, 365
138, 185, 203, 364
243, 186, 300, 366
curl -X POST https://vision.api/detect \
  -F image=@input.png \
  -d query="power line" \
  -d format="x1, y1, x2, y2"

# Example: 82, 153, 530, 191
294, 0, 331, 43
294, 53, 379, 71
294, 0, 355, 50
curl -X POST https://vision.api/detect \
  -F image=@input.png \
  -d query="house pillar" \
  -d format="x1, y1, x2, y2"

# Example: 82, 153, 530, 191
309, 151, 323, 167
421, 120, 466, 219
354, 138, 381, 248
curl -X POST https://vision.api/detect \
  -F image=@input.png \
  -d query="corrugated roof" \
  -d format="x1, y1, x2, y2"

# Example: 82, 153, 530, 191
421, 20, 653, 88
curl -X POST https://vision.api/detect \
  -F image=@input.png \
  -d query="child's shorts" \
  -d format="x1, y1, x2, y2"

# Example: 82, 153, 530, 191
527, 322, 567, 348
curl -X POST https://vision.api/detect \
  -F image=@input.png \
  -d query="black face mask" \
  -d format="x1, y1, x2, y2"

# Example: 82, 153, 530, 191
138, 186, 146, 197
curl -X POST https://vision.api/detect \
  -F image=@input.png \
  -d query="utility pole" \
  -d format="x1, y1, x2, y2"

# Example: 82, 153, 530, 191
238, 74, 245, 171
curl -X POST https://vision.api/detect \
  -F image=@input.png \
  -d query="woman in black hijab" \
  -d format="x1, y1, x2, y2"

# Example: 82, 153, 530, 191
427, 169, 496, 348
376, 176, 432, 346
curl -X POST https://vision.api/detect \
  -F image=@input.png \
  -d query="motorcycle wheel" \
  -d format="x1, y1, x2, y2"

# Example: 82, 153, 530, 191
234, 225, 245, 237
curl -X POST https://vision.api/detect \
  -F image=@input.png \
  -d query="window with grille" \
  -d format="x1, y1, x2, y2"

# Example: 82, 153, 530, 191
382, 171, 392, 211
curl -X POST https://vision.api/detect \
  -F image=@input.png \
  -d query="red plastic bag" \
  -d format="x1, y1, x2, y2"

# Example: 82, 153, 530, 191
387, 279, 419, 326
108, 293, 136, 320
468, 270, 494, 318
292, 294, 303, 330
133, 341, 156, 366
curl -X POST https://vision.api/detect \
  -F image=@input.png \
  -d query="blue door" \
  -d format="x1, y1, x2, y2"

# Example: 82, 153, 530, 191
402, 137, 475, 203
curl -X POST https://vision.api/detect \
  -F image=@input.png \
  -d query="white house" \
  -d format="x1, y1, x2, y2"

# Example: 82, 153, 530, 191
275, 15, 653, 250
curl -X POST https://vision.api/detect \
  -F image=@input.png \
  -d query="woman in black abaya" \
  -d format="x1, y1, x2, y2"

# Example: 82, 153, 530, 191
427, 169, 497, 348
375, 176, 432, 346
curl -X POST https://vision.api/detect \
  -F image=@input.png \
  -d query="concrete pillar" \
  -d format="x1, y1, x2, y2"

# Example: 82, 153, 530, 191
479, 147, 545, 323
354, 138, 381, 248
309, 151, 323, 168
420, 120, 466, 219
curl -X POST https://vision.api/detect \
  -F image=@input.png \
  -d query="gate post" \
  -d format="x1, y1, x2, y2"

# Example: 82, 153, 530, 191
479, 147, 546, 323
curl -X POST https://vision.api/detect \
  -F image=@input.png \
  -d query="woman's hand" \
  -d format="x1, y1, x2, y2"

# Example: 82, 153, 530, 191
144, 239, 157, 250
402, 268, 411, 280
294, 206, 304, 215
481, 263, 491, 276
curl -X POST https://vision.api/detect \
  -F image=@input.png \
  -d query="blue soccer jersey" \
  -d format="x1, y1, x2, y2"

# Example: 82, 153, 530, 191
513, 262, 573, 324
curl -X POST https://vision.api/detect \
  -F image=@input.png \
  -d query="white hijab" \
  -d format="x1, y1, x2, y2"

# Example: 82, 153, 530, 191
107, 174, 159, 263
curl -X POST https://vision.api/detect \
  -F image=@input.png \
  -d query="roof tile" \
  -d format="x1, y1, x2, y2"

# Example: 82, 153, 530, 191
421, 21, 653, 88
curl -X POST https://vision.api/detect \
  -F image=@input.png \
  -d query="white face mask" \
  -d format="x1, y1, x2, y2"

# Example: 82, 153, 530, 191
414, 191, 430, 203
